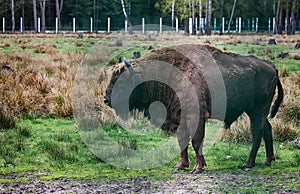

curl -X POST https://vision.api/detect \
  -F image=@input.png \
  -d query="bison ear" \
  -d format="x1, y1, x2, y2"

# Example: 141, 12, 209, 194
124, 60, 132, 68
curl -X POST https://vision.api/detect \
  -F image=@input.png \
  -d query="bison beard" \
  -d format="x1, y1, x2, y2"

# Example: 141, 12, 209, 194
104, 44, 283, 174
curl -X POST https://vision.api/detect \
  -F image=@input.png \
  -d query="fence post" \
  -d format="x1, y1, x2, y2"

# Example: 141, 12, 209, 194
256, 17, 259, 32
273, 17, 276, 33
239, 17, 242, 33
176, 18, 178, 32
55, 17, 58, 33
125, 20, 128, 32
38, 17, 41, 33
90, 18, 93, 32
73, 18, 76, 33
142, 17, 145, 33
2, 17, 5, 33
189, 18, 192, 34
108, 17, 110, 33
20, 17, 23, 33
236, 17, 238, 32
160, 17, 162, 33
222, 17, 225, 33
213, 18, 216, 31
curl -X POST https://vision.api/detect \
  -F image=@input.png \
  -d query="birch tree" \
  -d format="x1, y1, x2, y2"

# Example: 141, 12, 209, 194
11, 0, 15, 32
199, 0, 204, 35
121, 0, 132, 34
171, 0, 175, 28
227, 0, 237, 33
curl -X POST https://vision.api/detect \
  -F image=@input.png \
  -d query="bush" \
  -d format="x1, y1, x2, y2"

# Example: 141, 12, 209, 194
0, 109, 16, 129
272, 122, 299, 142
282, 102, 300, 126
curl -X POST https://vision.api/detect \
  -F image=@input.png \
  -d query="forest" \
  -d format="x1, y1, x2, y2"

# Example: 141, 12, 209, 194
0, 0, 300, 34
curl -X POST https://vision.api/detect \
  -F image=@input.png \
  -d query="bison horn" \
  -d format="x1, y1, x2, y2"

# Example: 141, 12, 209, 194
124, 60, 132, 68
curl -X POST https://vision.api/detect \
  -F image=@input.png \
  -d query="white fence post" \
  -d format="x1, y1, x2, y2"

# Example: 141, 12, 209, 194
239, 17, 242, 33
90, 18, 93, 32
213, 18, 216, 31
142, 17, 145, 33
236, 17, 238, 32
55, 17, 58, 33
38, 17, 41, 32
256, 17, 259, 32
268, 18, 271, 31
2, 17, 5, 33
176, 18, 178, 32
20, 17, 23, 32
273, 17, 276, 33
222, 17, 225, 33
125, 20, 128, 32
108, 17, 110, 32
73, 18, 76, 33
189, 18, 192, 34
160, 17, 162, 33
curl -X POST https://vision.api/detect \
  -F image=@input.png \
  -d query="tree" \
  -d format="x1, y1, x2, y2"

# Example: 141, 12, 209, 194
33, 0, 37, 32
55, 0, 63, 27
205, 0, 212, 35
11, 0, 15, 32
275, 0, 283, 34
40, 0, 46, 33
199, 0, 204, 35
121, 0, 132, 34
227, 0, 237, 33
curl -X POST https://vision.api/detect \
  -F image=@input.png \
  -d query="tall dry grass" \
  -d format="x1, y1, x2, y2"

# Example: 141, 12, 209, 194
0, 41, 84, 118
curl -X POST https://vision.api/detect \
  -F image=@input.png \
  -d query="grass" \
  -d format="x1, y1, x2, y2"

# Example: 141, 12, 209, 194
0, 118, 299, 182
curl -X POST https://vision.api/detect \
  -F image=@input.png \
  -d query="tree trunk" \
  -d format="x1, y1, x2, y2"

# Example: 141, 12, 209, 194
192, 0, 196, 35
291, 0, 296, 34
286, 0, 291, 35
276, 0, 283, 34
219, 0, 224, 35
11, 0, 15, 33
21, 0, 25, 31
121, 0, 132, 34
228, 0, 237, 33
205, 0, 212, 35
183, 0, 189, 35
40, 0, 46, 33
33, 0, 37, 32
171, 0, 175, 28
199, 0, 203, 35
55, 0, 61, 27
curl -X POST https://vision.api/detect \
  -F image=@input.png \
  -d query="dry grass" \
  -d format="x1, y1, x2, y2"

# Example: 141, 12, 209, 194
0, 40, 84, 118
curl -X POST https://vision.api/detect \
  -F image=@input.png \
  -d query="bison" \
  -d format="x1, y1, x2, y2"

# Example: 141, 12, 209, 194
104, 44, 283, 174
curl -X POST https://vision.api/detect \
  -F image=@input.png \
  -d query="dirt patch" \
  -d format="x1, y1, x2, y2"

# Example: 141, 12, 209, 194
1, 171, 299, 193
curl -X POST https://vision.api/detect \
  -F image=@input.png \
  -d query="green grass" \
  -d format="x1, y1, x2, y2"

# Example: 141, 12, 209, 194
216, 43, 300, 74
0, 118, 299, 183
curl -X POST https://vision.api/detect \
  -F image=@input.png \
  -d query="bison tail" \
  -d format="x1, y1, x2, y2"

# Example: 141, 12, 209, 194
270, 78, 284, 118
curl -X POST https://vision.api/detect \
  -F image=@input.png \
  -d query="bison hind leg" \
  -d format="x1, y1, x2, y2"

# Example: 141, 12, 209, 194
262, 119, 275, 166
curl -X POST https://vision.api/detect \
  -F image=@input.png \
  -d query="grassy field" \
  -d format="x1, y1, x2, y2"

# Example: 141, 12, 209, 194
0, 33, 299, 192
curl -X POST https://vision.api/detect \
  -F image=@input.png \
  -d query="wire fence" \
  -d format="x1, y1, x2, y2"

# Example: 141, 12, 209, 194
1, 16, 300, 34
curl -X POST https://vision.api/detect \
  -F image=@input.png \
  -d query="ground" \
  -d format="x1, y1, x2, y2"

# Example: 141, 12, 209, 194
1, 170, 299, 193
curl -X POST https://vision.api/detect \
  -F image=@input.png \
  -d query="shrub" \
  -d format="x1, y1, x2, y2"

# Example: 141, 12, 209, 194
219, 114, 252, 144
272, 122, 299, 141
0, 109, 16, 129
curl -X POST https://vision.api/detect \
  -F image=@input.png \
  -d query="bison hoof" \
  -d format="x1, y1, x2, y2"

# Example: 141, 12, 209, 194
261, 162, 271, 167
191, 168, 204, 174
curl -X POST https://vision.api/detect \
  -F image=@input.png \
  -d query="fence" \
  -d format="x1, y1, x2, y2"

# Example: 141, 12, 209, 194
1, 16, 300, 34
